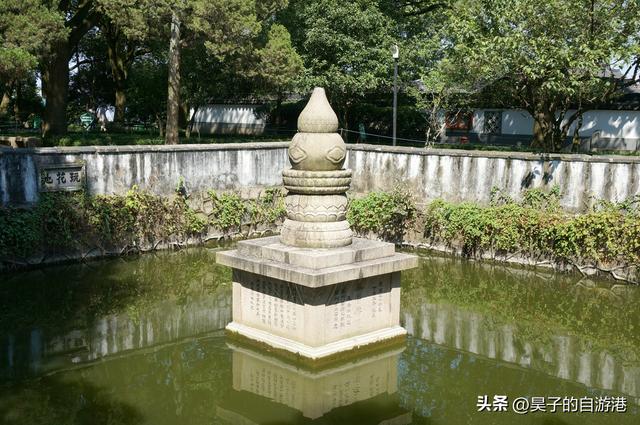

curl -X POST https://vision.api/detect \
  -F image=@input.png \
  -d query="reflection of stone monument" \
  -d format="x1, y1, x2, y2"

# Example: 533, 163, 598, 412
217, 88, 417, 360
217, 344, 411, 424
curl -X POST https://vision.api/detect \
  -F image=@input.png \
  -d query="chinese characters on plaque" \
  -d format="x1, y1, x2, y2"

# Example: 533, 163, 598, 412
38, 163, 84, 192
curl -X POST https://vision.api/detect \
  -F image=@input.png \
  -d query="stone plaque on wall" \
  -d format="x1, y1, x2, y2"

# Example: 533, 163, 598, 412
38, 162, 85, 192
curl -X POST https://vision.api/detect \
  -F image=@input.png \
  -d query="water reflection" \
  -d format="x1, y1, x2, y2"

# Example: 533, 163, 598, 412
218, 344, 411, 424
0, 248, 638, 424
403, 302, 640, 404
1, 289, 230, 381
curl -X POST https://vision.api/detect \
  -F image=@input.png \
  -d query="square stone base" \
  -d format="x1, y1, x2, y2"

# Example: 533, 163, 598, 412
216, 236, 418, 288
227, 321, 407, 360
216, 236, 418, 360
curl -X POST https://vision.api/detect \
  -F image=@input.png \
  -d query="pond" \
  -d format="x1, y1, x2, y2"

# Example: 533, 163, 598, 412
0, 247, 638, 424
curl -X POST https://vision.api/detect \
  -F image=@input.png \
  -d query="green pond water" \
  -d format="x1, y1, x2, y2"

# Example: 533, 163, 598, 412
0, 247, 639, 424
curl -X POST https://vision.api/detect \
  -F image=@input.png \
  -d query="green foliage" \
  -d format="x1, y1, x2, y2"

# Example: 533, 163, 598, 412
0, 186, 290, 264
424, 191, 640, 267
424, 0, 640, 151
284, 0, 395, 110
207, 191, 247, 232
0, 207, 41, 258
35, 192, 90, 249
256, 23, 304, 97
0, 188, 210, 261
248, 187, 287, 227
0, 192, 91, 258
4, 185, 638, 276
89, 186, 188, 246
0, 0, 66, 84
347, 188, 417, 242
490, 185, 562, 212
350, 103, 427, 142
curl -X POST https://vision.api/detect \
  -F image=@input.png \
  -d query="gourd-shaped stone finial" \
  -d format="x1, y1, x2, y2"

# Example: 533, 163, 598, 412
281, 87, 353, 248
289, 88, 346, 171
297, 87, 339, 133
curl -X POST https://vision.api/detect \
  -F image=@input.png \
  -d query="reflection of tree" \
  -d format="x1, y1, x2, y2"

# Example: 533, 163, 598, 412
0, 248, 231, 338
1, 335, 231, 425
0, 376, 144, 425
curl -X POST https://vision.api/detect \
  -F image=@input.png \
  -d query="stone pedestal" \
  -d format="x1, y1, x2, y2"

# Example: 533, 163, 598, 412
217, 343, 411, 423
216, 236, 417, 360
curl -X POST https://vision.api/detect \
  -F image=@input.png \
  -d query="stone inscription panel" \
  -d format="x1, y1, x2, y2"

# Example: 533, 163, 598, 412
234, 271, 400, 346
236, 272, 306, 340
324, 276, 393, 341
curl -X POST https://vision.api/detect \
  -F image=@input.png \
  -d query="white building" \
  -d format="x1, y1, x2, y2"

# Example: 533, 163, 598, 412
190, 104, 267, 135
443, 108, 640, 151
441, 80, 640, 151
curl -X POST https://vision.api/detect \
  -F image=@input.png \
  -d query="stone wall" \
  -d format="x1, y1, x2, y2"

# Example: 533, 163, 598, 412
348, 145, 640, 211
2, 143, 639, 211
0, 143, 289, 206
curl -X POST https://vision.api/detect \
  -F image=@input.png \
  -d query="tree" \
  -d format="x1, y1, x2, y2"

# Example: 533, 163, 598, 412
161, 0, 288, 144
39, 0, 102, 137
256, 24, 303, 125
68, 28, 114, 120
126, 52, 167, 135
95, 0, 162, 126
102, 22, 137, 126
282, 0, 396, 134
165, 10, 181, 144
0, 0, 65, 116
424, 0, 640, 151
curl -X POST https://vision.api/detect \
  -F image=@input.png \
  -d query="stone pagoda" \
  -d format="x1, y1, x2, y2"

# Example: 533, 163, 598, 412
217, 88, 417, 360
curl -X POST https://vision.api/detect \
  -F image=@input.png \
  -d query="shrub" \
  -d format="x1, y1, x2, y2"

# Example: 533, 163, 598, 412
207, 191, 247, 233
424, 191, 640, 268
347, 187, 417, 242
247, 187, 286, 227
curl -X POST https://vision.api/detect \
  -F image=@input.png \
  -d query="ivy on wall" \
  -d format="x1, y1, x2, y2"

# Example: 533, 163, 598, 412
348, 186, 639, 283
1, 185, 639, 284
0, 186, 286, 265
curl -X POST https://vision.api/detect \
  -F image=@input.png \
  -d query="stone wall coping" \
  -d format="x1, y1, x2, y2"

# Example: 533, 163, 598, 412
0, 141, 290, 156
347, 143, 640, 164
2, 141, 639, 164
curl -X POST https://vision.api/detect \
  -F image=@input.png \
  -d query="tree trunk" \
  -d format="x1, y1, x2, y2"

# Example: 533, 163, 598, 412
342, 107, 349, 142
42, 41, 71, 138
13, 82, 22, 124
114, 88, 126, 125
105, 25, 132, 128
532, 114, 544, 148
156, 113, 164, 138
165, 12, 181, 145
275, 92, 282, 128
185, 105, 197, 139
572, 113, 583, 153
531, 106, 557, 152
179, 100, 189, 131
